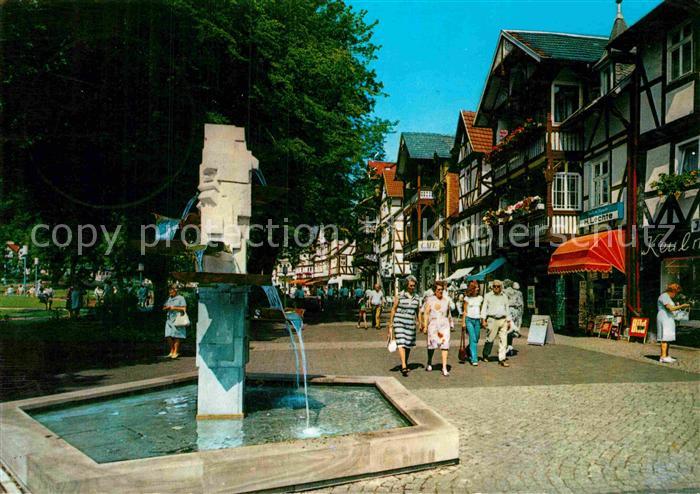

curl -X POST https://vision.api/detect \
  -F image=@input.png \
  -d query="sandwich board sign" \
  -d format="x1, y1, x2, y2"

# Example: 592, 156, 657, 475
527, 315, 555, 346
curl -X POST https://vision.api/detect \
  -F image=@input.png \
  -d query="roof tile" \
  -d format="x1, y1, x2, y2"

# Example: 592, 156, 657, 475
402, 132, 454, 160
368, 160, 394, 179
506, 31, 608, 63
382, 166, 404, 198
461, 111, 493, 154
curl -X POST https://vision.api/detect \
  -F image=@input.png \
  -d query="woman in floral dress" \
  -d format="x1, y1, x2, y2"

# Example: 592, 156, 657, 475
422, 280, 454, 377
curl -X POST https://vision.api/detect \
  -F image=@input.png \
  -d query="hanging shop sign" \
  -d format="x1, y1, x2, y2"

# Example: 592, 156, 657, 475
527, 315, 555, 345
578, 202, 624, 228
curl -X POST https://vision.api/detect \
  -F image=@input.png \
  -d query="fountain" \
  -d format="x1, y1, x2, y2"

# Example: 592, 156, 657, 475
0, 125, 459, 493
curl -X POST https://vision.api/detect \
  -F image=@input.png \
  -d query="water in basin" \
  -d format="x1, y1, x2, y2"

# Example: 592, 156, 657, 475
30, 382, 410, 463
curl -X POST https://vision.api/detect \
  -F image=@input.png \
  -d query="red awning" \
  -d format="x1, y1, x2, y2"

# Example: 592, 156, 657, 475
548, 229, 626, 275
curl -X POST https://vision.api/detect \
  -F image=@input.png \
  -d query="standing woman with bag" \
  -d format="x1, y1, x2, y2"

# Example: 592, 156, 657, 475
163, 285, 189, 359
388, 276, 421, 377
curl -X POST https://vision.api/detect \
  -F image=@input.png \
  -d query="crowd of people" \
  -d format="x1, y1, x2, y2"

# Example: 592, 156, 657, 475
379, 276, 524, 377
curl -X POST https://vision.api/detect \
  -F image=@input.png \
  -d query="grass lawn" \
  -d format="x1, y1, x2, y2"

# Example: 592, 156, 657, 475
0, 295, 49, 309
0, 307, 54, 319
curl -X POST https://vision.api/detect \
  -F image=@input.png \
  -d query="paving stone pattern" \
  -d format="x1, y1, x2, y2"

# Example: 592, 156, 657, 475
2, 320, 698, 493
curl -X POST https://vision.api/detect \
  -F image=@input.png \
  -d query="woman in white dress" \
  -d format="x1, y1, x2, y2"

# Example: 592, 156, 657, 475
657, 283, 690, 363
422, 280, 454, 376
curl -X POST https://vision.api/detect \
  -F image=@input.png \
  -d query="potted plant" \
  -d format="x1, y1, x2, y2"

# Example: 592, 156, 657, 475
650, 170, 698, 199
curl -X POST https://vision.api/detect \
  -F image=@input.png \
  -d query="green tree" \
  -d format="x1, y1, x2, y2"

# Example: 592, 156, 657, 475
1, 0, 392, 275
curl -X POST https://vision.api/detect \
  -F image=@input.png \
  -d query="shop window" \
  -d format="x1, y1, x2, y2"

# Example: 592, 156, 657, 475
668, 22, 693, 82
553, 172, 581, 210
591, 160, 610, 207
677, 138, 699, 173
552, 83, 581, 123
661, 257, 699, 322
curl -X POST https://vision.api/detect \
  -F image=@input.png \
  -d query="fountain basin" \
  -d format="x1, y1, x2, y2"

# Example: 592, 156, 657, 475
1, 372, 459, 493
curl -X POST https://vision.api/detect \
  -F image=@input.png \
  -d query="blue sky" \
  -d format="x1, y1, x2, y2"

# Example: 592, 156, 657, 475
349, 0, 662, 161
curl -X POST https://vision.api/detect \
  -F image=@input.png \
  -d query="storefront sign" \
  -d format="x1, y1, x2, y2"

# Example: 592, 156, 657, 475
579, 202, 624, 228
692, 218, 700, 233
527, 315, 555, 345
417, 240, 440, 252
641, 229, 700, 258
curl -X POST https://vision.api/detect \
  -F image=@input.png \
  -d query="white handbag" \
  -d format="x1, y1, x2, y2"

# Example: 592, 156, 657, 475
387, 339, 397, 353
173, 311, 191, 327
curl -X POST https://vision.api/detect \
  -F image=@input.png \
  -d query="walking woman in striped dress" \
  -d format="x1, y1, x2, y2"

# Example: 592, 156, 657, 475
388, 275, 421, 377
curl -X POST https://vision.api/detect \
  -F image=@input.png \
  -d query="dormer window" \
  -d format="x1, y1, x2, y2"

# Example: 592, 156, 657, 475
668, 22, 693, 82
552, 83, 581, 123
600, 64, 614, 96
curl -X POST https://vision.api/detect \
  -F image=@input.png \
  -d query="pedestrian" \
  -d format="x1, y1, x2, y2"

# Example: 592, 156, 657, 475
510, 282, 524, 337
70, 285, 82, 320
39, 285, 54, 311
503, 279, 523, 357
480, 279, 512, 367
422, 280, 454, 376
462, 280, 483, 366
357, 294, 368, 329
294, 284, 305, 309
657, 283, 690, 363
163, 285, 188, 359
137, 284, 148, 308
387, 275, 420, 377
367, 283, 384, 330
354, 285, 365, 303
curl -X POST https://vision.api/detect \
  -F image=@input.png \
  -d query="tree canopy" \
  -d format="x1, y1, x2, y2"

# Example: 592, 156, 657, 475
1, 0, 391, 278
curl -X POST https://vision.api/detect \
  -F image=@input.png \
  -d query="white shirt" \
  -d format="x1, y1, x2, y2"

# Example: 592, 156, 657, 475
368, 290, 384, 306
480, 291, 511, 321
465, 295, 483, 319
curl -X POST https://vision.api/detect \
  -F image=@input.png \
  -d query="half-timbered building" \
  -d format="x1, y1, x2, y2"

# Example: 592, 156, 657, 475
474, 28, 610, 324
395, 132, 454, 292
449, 110, 496, 282
555, 1, 633, 328
609, 0, 700, 328
376, 164, 409, 295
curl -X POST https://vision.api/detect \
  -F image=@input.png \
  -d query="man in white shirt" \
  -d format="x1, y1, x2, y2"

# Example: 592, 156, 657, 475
480, 279, 512, 367
367, 283, 385, 330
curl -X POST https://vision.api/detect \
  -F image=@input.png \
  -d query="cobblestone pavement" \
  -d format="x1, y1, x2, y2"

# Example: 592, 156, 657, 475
3, 321, 698, 493
256, 323, 698, 494
312, 381, 699, 493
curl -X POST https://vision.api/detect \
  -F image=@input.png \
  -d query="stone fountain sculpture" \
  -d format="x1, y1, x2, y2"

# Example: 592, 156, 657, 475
194, 124, 259, 420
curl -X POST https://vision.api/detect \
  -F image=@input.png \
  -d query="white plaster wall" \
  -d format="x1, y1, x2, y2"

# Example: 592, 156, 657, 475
640, 83, 663, 134
594, 114, 607, 146
643, 38, 663, 80
612, 143, 627, 187
644, 143, 671, 191
678, 189, 699, 221
666, 81, 695, 124
644, 195, 662, 226
610, 94, 629, 137
584, 113, 602, 149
